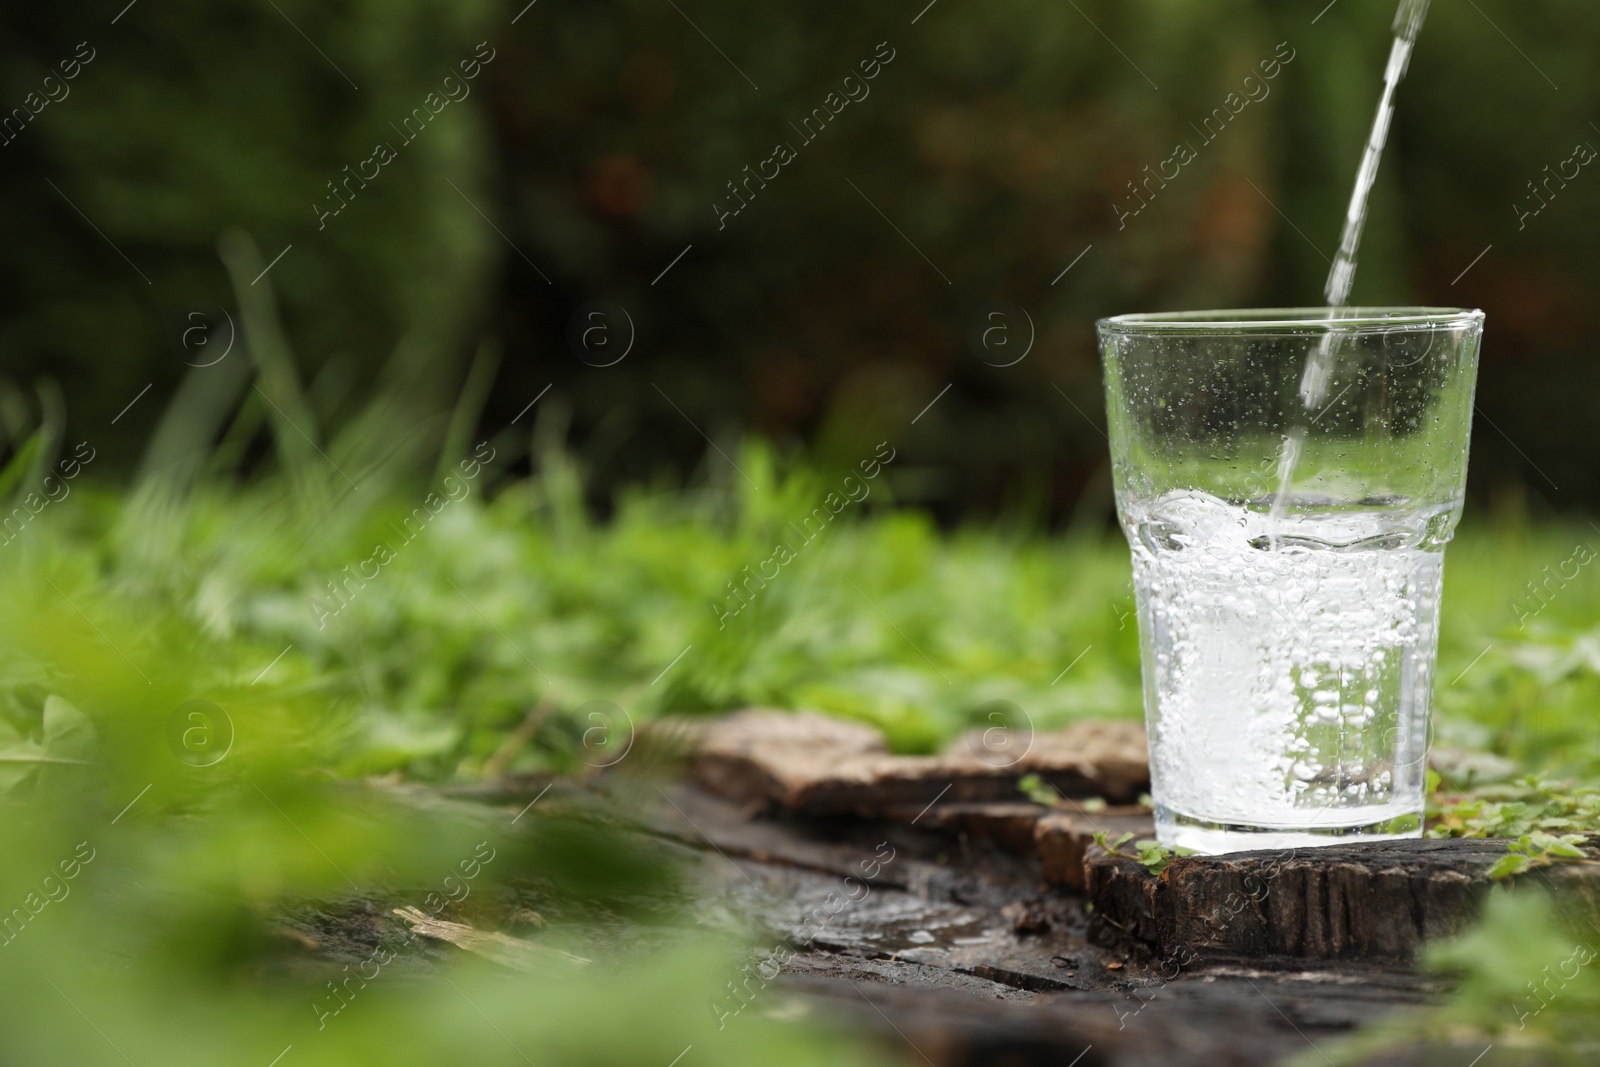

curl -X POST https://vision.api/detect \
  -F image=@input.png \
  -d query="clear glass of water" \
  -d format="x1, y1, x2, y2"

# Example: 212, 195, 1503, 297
1096, 308, 1484, 854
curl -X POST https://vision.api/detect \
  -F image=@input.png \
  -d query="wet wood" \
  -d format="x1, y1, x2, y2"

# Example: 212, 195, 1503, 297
787, 960, 1450, 1067
273, 772, 1493, 1066
1084, 836, 1600, 965
269, 742, 1581, 1066
655, 782, 1449, 1067
691, 709, 1148, 815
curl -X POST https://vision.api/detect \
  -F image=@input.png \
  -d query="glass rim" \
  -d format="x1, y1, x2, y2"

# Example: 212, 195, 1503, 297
1097, 306, 1484, 335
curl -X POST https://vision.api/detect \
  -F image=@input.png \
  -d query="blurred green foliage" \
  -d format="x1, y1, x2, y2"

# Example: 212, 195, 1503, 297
4, 0, 1599, 514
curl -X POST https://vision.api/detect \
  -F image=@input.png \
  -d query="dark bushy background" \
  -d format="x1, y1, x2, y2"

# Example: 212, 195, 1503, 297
1, 0, 1594, 520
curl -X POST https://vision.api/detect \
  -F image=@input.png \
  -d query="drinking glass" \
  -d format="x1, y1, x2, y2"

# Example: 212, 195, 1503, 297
1096, 307, 1484, 853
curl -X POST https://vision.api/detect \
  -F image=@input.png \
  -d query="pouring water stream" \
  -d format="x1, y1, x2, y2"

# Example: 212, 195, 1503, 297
1272, 0, 1432, 516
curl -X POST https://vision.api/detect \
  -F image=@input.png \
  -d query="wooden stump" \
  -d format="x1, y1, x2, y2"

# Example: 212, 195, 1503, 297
1085, 837, 1600, 965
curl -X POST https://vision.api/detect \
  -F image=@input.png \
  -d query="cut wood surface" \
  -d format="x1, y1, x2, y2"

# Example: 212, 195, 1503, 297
1085, 836, 1600, 965
692, 708, 1148, 814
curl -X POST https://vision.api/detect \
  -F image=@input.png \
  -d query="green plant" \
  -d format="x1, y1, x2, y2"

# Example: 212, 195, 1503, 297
1486, 833, 1591, 880
1016, 773, 1107, 811
1092, 830, 1193, 875
1426, 774, 1600, 876
1017, 773, 1056, 806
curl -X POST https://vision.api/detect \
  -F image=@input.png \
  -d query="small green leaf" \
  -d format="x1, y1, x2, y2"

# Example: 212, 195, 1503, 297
1488, 852, 1530, 880
1017, 773, 1058, 807
1133, 839, 1177, 874
1090, 830, 1137, 859
1540, 835, 1587, 859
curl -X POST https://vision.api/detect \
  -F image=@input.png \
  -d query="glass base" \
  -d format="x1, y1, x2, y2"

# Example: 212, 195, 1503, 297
1155, 805, 1423, 855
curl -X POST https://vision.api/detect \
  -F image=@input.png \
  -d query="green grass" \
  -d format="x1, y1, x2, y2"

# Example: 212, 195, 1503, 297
15, 433, 1596, 783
